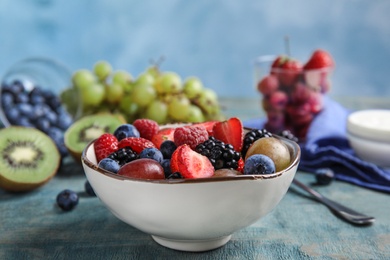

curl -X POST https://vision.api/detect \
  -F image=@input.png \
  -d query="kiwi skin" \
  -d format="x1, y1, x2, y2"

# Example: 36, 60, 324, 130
0, 127, 60, 192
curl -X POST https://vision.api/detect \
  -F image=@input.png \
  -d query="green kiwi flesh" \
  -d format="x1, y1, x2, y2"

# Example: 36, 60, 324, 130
0, 127, 60, 192
64, 113, 124, 162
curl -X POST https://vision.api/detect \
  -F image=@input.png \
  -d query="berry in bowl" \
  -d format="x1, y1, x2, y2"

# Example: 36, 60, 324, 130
81, 117, 301, 252
254, 49, 335, 140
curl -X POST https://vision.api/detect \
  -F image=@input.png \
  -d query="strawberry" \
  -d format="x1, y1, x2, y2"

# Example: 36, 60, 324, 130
170, 145, 214, 179
133, 119, 159, 141
118, 137, 156, 154
191, 121, 218, 136
151, 128, 175, 149
304, 49, 334, 70
174, 126, 209, 150
94, 133, 118, 162
212, 117, 244, 152
271, 55, 302, 87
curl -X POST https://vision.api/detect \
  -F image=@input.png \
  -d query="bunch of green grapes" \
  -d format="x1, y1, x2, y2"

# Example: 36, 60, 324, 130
61, 60, 224, 124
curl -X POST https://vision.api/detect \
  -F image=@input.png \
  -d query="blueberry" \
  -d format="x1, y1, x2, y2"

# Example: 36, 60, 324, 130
56, 189, 79, 211
30, 94, 45, 105
55, 109, 73, 130
45, 110, 58, 124
84, 180, 96, 196
16, 103, 33, 117
113, 124, 140, 141
4, 107, 20, 123
35, 117, 51, 133
32, 104, 47, 118
16, 116, 34, 127
315, 168, 334, 185
9, 80, 25, 94
98, 158, 120, 173
139, 147, 163, 163
47, 95, 62, 111
160, 140, 177, 159
15, 93, 29, 103
1, 92, 14, 107
161, 159, 172, 178
243, 154, 276, 175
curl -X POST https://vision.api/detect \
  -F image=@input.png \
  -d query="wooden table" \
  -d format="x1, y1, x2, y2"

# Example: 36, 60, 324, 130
1, 97, 390, 259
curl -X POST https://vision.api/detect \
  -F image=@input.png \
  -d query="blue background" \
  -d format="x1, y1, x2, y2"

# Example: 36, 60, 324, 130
1, 0, 389, 98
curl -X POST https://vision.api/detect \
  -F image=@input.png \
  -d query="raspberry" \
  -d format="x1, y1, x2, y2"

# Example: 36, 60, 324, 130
94, 133, 118, 162
133, 119, 159, 141
174, 126, 209, 150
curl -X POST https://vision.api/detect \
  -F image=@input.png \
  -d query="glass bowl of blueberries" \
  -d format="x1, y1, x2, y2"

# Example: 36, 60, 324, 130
0, 57, 82, 157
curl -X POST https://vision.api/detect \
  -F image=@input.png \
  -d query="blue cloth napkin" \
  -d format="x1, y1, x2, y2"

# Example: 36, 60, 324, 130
243, 96, 390, 193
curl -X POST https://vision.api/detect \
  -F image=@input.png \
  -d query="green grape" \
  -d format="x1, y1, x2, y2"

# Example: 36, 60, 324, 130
167, 95, 191, 121
131, 83, 157, 107
113, 70, 133, 93
183, 77, 204, 99
145, 100, 168, 124
155, 72, 183, 94
59, 87, 80, 117
119, 96, 139, 116
80, 82, 105, 107
72, 69, 97, 90
186, 104, 205, 123
105, 82, 124, 104
94, 60, 112, 81
195, 88, 220, 115
135, 72, 155, 86
144, 66, 160, 79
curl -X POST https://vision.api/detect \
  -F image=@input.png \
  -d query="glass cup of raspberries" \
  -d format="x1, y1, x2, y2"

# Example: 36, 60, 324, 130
254, 49, 335, 140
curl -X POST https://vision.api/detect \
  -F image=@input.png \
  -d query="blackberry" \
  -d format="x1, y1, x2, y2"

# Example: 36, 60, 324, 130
241, 129, 272, 157
195, 137, 241, 170
108, 147, 139, 166
278, 129, 299, 143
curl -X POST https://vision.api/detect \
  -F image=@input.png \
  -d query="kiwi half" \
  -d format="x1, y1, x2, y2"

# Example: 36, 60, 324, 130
64, 113, 124, 163
0, 126, 60, 192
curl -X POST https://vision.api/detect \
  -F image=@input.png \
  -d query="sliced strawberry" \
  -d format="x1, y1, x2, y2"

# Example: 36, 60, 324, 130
151, 127, 175, 149
304, 49, 334, 70
212, 117, 244, 152
170, 145, 214, 179
191, 121, 218, 136
94, 133, 118, 162
271, 55, 302, 87
118, 137, 156, 154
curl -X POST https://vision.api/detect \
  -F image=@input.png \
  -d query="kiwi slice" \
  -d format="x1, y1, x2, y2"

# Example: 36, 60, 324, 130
64, 113, 124, 162
0, 126, 60, 192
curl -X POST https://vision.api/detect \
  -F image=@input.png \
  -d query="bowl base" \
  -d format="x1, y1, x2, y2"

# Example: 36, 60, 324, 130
151, 234, 232, 252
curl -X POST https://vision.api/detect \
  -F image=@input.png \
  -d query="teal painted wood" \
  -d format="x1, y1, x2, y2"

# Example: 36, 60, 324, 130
1, 160, 389, 259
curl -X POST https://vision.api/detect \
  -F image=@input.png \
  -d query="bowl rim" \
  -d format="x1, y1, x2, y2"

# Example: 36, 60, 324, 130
81, 129, 301, 184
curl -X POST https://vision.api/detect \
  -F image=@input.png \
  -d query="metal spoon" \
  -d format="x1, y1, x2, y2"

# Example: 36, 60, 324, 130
292, 179, 375, 226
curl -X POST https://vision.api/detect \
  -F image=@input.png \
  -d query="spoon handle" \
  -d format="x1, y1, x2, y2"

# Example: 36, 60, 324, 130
292, 179, 375, 225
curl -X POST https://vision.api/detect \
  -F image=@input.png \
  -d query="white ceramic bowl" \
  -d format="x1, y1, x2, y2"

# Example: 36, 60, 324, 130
347, 109, 390, 168
81, 136, 300, 252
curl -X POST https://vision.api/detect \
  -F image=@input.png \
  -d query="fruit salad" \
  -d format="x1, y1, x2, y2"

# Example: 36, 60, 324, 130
256, 49, 334, 140
92, 117, 294, 180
